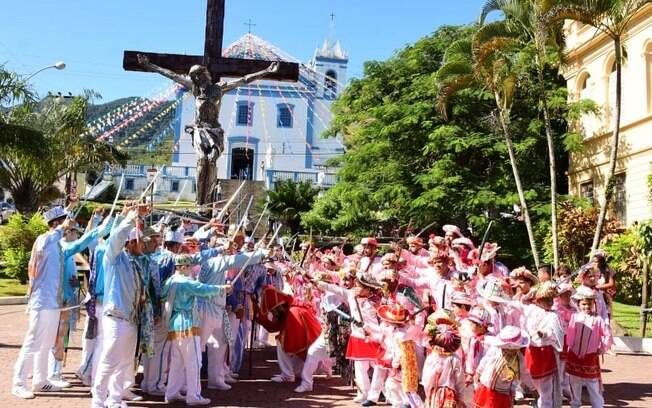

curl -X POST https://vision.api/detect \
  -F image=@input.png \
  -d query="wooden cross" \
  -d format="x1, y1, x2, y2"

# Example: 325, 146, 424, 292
123, 0, 299, 82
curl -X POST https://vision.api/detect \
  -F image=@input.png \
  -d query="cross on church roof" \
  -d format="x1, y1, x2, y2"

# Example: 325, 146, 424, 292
244, 19, 256, 34
122, 0, 298, 82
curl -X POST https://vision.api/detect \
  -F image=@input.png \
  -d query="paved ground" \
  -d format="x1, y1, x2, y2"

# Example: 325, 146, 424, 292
0, 304, 651, 407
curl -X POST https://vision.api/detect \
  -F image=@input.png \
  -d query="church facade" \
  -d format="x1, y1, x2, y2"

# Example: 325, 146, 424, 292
100, 33, 346, 203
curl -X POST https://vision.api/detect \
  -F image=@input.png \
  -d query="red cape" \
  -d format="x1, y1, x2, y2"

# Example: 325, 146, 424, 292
256, 285, 322, 359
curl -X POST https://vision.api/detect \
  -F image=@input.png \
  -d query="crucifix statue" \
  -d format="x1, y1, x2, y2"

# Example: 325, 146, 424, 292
123, 0, 299, 210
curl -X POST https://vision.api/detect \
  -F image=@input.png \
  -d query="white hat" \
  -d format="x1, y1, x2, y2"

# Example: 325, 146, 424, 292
164, 229, 184, 244
452, 237, 475, 248
244, 236, 255, 244
487, 325, 530, 349
572, 286, 596, 301
128, 228, 143, 241
442, 224, 462, 237
44, 206, 67, 223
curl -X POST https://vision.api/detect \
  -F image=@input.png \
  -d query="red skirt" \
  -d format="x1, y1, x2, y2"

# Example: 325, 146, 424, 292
346, 336, 381, 360
473, 384, 512, 408
565, 351, 601, 379
525, 345, 557, 379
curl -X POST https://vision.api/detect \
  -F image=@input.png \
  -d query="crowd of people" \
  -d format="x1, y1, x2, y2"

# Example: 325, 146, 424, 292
11, 199, 616, 408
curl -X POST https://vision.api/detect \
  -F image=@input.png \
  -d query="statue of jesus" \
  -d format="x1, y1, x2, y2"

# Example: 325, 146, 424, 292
137, 54, 279, 208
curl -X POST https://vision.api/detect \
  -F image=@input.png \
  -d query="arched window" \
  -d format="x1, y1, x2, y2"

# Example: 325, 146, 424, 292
577, 72, 591, 98
325, 70, 337, 99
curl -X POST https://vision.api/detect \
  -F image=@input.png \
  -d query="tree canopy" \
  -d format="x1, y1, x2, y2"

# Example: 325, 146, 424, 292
302, 24, 575, 265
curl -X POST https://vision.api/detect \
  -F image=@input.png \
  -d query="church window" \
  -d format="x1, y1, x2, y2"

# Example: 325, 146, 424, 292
125, 178, 135, 191
277, 104, 293, 128
580, 180, 594, 205
237, 101, 253, 126
170, 180, 180, 192
325, 70, 337, 99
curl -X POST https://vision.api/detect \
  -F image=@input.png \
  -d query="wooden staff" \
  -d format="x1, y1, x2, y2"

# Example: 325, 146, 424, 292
216, 180, 246, 221
231, 224, 281, 284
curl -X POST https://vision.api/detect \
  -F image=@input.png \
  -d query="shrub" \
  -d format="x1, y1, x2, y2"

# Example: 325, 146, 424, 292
603, 228, 641, 305
0, 213, 47, 284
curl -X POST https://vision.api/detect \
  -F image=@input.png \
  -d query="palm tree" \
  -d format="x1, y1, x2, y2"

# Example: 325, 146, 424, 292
436, 22, 541, 268
267, 179, 319, 236
0, 95, 127, 213
481, 0, 565, 269
544, 0, 652, 253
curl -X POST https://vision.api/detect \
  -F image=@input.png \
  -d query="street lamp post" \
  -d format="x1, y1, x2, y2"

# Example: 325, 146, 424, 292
25, 61, 66, 81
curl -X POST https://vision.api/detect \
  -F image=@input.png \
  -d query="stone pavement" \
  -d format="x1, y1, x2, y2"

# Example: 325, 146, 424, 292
1, 304, 651, 407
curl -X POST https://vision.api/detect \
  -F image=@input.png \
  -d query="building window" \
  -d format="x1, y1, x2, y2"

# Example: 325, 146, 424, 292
237, 102, 253, 126
277, 104, 293, 128
170, 180, 180, 193
325, 70, 337, 99
125, 178, 135, 191
192, 181, 196, 193
580, 180, 594, 205
613, 173, 626, 225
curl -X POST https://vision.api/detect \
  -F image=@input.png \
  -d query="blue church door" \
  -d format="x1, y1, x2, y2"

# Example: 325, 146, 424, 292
230, 147, 254, 180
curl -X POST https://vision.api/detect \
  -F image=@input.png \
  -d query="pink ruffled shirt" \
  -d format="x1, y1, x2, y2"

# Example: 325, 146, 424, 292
565, 311, 613, 358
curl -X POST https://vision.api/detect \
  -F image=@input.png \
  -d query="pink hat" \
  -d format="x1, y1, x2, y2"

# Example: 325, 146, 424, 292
450, 291, 473, 306
556, 282, 575, 296
443, 224, 462, 237
452, 237, 475, 249
487, 325, 530, 349
477, 277, 510, 303
467, 307, 490, 327
360, 237, 378, 246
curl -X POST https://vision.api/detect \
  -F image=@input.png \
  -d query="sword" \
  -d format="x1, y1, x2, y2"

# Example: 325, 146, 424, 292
231, 224, 281, 284
109, 174, 125, 229
173, 180, 188, 207
72, 171, 105, 220
216, 180, 246, 221
138, 166, 162, 202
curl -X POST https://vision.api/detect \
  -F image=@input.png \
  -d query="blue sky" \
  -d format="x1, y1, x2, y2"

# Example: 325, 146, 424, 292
1, 0, 486, 102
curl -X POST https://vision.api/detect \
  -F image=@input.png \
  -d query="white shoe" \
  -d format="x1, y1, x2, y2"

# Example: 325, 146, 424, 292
353, 394, 367, 403
207, 382, 231, 391
48, 376, 72, 389
32, 382, 62, 393
230, 372, 240, 378
514, 389, 525, 401
294, 384, 313, 393
165, 394, 185, 403
12, 386, 35, 399
122, 389, 144, 401
224, 375, 238, 384
187, 397, 211, 406
271, 375, 294, 383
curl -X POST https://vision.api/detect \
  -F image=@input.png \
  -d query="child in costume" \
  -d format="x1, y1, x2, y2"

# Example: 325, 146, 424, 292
316, 273, 385, 405
522, 282, 564, 408
473, 325, 529, 408
565, 286, 613, 408
422, 310, 465, 408
553, 282, 576, 398
162, 254, 232, 406
377, 303, 423, 408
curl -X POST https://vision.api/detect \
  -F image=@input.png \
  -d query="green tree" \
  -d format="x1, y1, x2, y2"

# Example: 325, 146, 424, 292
303, 25, 573, 266
481, 0, 567, 269
437, 21, 541, 268
0, 95, 127, 213
544, 0, 652, 253
267, 179, 318, 235
0, 213, 47, 284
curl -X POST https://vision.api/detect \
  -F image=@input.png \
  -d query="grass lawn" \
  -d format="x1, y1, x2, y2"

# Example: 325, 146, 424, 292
0, 277, 28, 297
613, 301, 652, 337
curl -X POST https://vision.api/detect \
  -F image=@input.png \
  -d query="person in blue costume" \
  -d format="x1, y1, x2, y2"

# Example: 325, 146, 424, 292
161, 254, 232, 406
49, 211, 114, 386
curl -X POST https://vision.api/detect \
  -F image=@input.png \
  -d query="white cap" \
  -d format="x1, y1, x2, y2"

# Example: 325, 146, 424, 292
244, 236, 254, 244
164, 229, 184, 244
43, 206, 67, 223
128, 228, 143, 241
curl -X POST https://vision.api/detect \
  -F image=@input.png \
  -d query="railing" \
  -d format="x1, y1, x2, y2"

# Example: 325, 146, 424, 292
105, 164, 195, 179
266, 169, 337, 189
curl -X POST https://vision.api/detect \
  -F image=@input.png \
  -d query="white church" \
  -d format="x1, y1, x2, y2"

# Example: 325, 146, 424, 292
100, 31, 347, 202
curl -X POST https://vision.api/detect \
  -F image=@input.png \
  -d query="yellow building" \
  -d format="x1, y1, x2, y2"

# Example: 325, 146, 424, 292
563, 7, 652, 226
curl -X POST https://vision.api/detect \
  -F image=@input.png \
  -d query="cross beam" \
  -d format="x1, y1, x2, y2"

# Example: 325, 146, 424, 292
122, 0, 299, 82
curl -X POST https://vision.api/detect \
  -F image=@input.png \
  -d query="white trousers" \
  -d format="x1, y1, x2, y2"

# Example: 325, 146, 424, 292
199, 310, 228, 386
78, 304, 104, 384
227, 311, 240, 374
166, 336, 204, 404
13, 308, 60, 389
353, 361, 387, 401
385, 376, 408, 407
91, 315, 137, 408
141, 320, 170, 393
256, 324, 270, 345
277, 334, 329, 389
569, 375, 604, 408
532, 373, 562, 408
